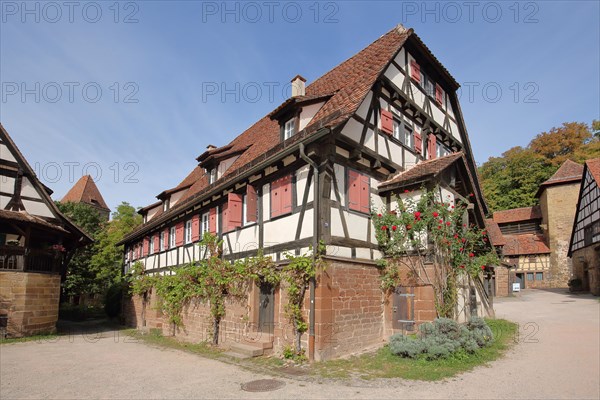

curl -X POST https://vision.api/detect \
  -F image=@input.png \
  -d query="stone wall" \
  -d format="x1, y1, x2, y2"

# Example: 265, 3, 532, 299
571, 246, 600, 296
0, 271, 61, 337
494, 265, 512, 297
539, 183, 580, 287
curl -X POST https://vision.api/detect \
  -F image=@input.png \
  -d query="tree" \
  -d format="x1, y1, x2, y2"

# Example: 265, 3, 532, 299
56, 201, 105, 299
479, 120, 600, 212
90, 202, 142, 292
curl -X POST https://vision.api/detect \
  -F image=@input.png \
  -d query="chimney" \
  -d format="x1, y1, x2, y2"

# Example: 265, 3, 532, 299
206, 144, 217, 151
291, 75, 306, 97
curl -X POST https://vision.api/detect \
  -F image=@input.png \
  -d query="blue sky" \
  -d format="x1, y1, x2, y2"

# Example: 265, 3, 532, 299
1, 1, 599, 212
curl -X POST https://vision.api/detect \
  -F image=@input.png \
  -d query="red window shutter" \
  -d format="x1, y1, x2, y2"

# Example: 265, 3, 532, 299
359, 173, 370, 214
153, 235, 159, 253
270, 179, 282, 218
163, 228, 169, 249
175, 222, 184, 246
209, 207, 217, 234
143, 237, 149, 256
280, 175, 293, 215
380, 109, 394, 135
414, 131, 422, 153
429, 134, 438, 160
225, 193, 243, 231
191, 214, 200, 242
348, 169, 361, 212
435, 84, 443, 105
246, 185, 258, 223
410, 60, 421, 83
128, 247, 133, 260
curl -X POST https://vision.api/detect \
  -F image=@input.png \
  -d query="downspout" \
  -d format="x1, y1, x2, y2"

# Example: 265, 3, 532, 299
299, 142, 319, 361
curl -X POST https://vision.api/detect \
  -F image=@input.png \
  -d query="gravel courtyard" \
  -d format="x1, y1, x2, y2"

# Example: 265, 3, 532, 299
1, 289, 598, 399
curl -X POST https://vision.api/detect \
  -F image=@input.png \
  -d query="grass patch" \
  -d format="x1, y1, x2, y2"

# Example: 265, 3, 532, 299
0, 333, 58, 345
310, 319, 517, 381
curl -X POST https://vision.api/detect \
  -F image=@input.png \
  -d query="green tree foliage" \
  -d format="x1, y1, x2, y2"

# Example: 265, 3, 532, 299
55, 201, 105, 297
479, 120, 600, 212
90, 202, 142, 292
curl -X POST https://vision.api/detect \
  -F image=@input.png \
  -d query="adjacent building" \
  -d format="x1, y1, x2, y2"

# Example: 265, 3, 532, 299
120, 25, 495, 360
0, 124, 92, 337
568, 158, 600, 295
491, 160, 583, 291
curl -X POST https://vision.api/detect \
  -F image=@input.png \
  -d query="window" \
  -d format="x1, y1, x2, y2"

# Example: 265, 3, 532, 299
436, 142, 451, 158
404, 124, 413, 149
348, 169, 370, 214
223, 193, 243, 232
284, 118, 296, 140
526, 272, 534, 281
536, 272, 543, 281
169, 226, 176, 248
185, 220, 192, 244
159, 231, 165, 251
584, 220, 600, 246
163, 199, 170, 212
422, 71, 435, 98
208, 168, 217, 185
201, 212, 210, 238
393, 120, 402, 142
149, 235, 155, 254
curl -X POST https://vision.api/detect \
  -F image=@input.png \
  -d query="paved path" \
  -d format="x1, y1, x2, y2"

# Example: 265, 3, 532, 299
1, 289, 598, 399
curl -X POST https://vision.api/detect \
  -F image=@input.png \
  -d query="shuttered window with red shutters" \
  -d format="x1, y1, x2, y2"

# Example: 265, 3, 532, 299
414, 131, 423, 154
246, 184, 258, 223
209, 207, 217, 234
271, 175, 293, 219
142, 237, 149, 257
348, 169, 370, 214
191, 214, 200, 242
428, 134, 437, 160
163, 228, 169, 250
175, 222, 184, 247
410, 60, 421, 83
380, 109, 394, 135
223, 193, 243, 232
435, 83, 443, 105
129, 247, 133, 261
153, 234, 159, 254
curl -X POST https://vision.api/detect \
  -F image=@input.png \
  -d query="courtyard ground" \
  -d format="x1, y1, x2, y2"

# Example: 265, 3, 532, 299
1, 289, 598, 399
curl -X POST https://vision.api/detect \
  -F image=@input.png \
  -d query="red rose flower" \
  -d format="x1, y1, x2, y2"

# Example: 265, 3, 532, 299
454, 234, 459, 239
459, 247, 464, 251
459, 265, 465, 269
481, 266, 485, 270
469, 193, 474, 197
482, 231, 487, 236
414, 211, 421, 218
406, 224, 412, 230
392, 225, 397, 231
446, 221, 451, 226
451, 205, 455, 209
433, 212, 439, 218
404, 189, 409, 193
377, 213, 382, 217
469, 252, 475, 257
483, 238, 488, 242
462, 238, 466, 243
439, 219, 443, 224
438, 225, 442, 230
381, 225, 388, 231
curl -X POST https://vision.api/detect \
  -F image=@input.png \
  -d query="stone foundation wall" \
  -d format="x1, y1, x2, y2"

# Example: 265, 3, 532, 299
0, 271, 61, 337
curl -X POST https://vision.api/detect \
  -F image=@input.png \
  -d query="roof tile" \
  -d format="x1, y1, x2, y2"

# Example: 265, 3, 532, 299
493, 206, 542, 224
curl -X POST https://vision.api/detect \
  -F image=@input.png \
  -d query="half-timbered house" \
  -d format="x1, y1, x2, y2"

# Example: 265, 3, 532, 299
0, 124, 92, 337
121, 25, 494, 360
568, 158, 600, 295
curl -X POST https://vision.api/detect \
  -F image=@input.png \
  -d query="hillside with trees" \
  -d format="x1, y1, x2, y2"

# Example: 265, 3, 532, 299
478, 121, 600, 213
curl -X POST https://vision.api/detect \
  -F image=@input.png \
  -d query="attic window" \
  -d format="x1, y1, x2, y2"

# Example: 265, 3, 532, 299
163, 199, 170, 212
208, 168, 217, 184
284, 118, 296, 140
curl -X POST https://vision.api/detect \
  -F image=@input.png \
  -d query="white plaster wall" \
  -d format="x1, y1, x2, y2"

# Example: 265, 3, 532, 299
299, 102, 325, 131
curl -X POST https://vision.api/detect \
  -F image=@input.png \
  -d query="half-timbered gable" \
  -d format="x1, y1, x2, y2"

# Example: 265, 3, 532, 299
568, 158, 600, 295
121, 25, 493, 359
0, 124, 92, 337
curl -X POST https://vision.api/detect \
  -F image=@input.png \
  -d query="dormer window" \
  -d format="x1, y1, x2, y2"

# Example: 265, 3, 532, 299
284, 118, 296, 140
163, 199, 170, 212
208, 168, 217, 184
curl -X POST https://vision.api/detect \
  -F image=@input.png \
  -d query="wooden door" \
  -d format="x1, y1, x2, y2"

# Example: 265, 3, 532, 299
258, 282, 274, 334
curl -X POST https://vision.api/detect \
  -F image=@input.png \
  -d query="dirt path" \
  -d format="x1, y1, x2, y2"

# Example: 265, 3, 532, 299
1, 289, 598, 399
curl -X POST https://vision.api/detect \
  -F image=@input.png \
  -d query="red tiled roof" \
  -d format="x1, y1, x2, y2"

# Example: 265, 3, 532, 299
124, 25, 466, 243
61, 175, 110, 211
536, 160, 583, 196
379, 152, 464, 189
493, 206, 542, 224
485, 219, 506, 247
586, 158, 600, 184
0, 209, 69, 234
502, 234, 550, 256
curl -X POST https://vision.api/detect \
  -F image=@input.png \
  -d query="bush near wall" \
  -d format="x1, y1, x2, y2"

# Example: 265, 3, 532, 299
389, 317, 493, 360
